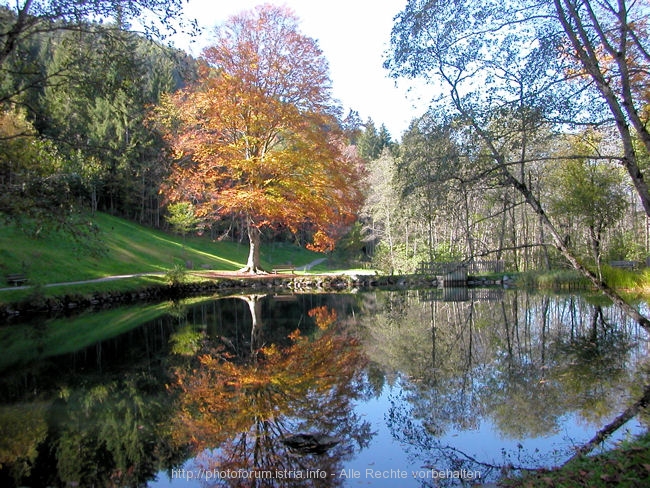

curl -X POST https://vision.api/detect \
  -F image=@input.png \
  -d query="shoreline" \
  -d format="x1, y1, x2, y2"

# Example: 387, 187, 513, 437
0, 272, 512, 319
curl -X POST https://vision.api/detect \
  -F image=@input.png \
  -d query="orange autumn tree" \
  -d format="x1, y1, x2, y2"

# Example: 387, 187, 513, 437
157, 4, 364, 273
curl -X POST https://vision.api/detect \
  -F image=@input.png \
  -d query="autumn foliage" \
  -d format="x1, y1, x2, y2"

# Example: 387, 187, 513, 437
171, 326, 363, 445
169, 307, 369, 482
155, 4, 364, 272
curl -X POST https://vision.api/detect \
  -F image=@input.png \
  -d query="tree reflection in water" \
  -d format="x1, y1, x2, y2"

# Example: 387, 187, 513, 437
360, 290, 650, 483
170, 296, 373, 487
1, 290, 648, 487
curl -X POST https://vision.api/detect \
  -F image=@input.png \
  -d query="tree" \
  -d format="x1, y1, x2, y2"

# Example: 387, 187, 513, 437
0, 0, 191, 71
165, 201, 199, 241
357, 118, 393, 161
0, 3, 195, 231
397, 116, 465, 261
0, 108, 93, 240
157, 5, 364, 273
362, 151, 402, 272
546, 130, 628, 275
40, 26, 195, 219
553, 0, 650, 217
386, 0, 650, 329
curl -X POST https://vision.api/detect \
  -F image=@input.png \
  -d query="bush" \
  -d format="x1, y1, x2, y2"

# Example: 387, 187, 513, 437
371, 242, 426, 274
606, 230, 646, 262
164, 264, 187, 285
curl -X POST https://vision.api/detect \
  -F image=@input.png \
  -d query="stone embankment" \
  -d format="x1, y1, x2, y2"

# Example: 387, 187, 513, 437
0, 273, 513, 318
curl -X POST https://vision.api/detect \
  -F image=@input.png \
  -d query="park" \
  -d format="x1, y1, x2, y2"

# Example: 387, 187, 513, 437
2, 1, 650, 487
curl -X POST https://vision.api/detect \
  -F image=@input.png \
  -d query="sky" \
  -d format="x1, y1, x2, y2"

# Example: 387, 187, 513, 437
171, 0, 437, 139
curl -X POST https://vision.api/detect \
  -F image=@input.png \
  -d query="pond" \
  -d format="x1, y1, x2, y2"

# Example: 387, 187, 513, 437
0, 288, 648, 487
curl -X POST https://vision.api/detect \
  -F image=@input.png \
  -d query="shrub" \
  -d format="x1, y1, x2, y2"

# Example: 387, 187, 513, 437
164, 264, 187, 285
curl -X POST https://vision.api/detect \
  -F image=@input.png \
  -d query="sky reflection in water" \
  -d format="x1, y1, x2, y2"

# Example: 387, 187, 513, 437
0, 289, 648, 487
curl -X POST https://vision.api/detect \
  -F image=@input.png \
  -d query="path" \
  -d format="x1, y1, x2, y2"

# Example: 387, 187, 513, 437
298, 257, 328, 271
0, 258, 329, 292
0, 272, 165, 292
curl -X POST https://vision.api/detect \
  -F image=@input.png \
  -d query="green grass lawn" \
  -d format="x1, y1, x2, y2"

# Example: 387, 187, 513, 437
0, 212, 324, 287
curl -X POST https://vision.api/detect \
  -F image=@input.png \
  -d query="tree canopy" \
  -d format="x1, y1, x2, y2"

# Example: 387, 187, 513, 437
156, 4, 364, 273
0, 0, 192, 67
0, 0, 194, 236
385, 0, 650, 328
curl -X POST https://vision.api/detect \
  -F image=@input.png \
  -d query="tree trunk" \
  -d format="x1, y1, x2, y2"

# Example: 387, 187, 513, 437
566, 383, 650, 464
553, 0, 650, 219
0, 1, 34, 68
588, 225, 602, 279
240, 221, 265, 274
504, 166, 650, 330
243, 295, 265, 357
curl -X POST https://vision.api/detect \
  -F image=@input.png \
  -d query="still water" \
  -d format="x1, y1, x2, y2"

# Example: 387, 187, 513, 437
0, 288, 648, 487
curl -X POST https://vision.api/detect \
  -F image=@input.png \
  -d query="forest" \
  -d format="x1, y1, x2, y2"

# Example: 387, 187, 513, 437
1, 0, 649, 285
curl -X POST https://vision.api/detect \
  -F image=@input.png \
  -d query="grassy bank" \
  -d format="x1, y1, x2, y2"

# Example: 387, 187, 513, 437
516, 269, 590, 289
0, 212, 323, 299
517, 266, 650, 294
503, 431, 650, 487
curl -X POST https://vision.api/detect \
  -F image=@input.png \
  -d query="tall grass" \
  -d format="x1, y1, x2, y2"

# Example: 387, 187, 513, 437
600, 265, 650, 290
517, 266, 650, 292
516, 269, 590, 289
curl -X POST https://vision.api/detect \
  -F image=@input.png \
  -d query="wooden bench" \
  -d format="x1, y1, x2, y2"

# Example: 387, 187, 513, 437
272, 265, 296, 274
6, 273, 28, 286
609, 260, 638, 270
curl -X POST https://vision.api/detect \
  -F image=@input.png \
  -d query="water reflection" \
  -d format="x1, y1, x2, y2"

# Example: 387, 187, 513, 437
170, 298, 372, 487
0, 290, 648, 487
0, 305, 186, 487
359, 290, 649, 481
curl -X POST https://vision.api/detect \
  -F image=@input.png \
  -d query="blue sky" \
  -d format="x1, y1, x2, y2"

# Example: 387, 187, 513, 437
171, 0, 436, 139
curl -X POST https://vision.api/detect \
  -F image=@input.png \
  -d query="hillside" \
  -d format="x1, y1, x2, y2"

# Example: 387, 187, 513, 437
0, 213, 324, 286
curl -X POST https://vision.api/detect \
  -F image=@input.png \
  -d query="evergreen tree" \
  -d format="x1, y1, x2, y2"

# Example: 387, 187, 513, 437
0, 14, 197, 231
40, 26, 196, 219
358, 118, 393, 160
